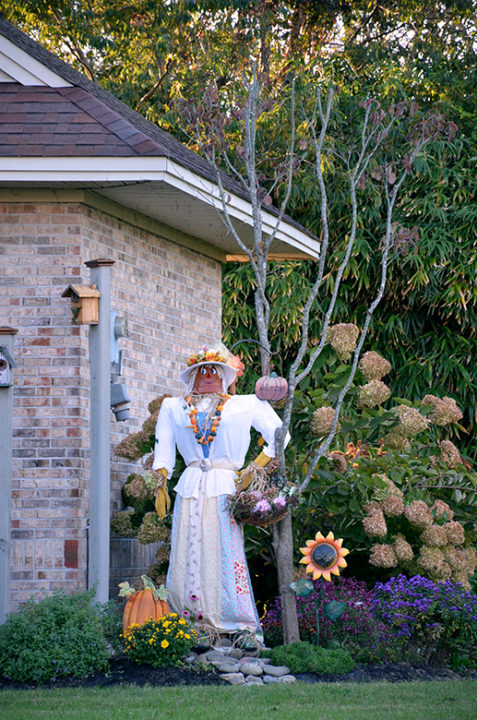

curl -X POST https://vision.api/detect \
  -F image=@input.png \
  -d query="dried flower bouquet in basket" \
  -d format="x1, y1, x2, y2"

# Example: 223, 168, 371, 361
229, 460, 299, 527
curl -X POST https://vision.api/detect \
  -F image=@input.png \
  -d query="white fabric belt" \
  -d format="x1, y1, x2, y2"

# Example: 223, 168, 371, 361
188, 459, 237, 473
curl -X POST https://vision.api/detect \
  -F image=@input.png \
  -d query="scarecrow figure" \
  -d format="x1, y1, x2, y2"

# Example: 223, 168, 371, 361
152, 347, 288, 642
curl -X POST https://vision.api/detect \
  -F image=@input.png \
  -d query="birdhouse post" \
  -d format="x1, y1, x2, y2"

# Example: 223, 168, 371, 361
0, 326, 18, 623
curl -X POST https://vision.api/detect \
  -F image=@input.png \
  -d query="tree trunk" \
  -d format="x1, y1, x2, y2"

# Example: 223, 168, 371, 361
273, 511, 300, 644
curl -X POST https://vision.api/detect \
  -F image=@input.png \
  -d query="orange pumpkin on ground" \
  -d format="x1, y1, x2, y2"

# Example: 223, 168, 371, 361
119, 575, 170, 635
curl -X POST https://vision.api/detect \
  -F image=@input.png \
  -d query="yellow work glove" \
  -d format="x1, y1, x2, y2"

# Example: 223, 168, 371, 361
153, 468, 171, 519
236, 451, 271, 492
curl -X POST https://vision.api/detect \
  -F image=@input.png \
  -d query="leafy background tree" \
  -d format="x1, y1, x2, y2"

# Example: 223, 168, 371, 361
4, 0, 475, 640
4, 0, 474, 447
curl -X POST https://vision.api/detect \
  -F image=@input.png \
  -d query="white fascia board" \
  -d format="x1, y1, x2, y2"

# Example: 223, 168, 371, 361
0, 155, 319, 257
0, 37, 72, 87
164, 159, 320, 258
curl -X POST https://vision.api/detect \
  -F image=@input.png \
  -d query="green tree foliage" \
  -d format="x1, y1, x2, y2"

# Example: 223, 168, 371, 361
4, 1, 475, 454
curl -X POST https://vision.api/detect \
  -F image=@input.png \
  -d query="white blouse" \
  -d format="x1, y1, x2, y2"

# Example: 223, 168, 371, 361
153, 394, 289, 499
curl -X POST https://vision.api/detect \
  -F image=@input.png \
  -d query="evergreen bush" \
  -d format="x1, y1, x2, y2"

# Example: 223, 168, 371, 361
0, 589, 110, 683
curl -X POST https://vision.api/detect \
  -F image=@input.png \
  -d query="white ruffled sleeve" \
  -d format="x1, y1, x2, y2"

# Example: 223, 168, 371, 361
152, 398, 177, 477
250, 395, 290, 458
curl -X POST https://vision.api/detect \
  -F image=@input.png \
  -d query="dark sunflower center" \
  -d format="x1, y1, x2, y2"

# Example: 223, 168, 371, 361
311, 543, 338, 569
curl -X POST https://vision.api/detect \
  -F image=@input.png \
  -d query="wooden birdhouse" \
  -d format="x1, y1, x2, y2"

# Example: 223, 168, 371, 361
0, 345, 16, 387
62, 284, 101, 325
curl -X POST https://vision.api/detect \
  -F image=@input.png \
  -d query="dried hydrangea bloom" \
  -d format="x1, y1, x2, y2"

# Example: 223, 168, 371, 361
358, 380, 391, 409
443, 520, 466, 546
369, 543, 398, 568
434, 439, 463, 469
137, 512, 167, 544
430, 498, 454, 522
372, 474, 403, 500
442, 545, 469, 571
417, 546, 451, 581
363, 500, 381, 514
396, 405, 430, 437
363, 508, 388, 537
358, 351, 392, 381
383, 428, 411, 451
381, 493, 405, 517
110, 509, 138, 538
123, 473, 152, 501
464, 545, 477, 573
421, 524, 448, 547
142, 410, 160, 436
393, 535, 414, 564
327, 323, 359, 361
311, 406, 339, 436
154, 542, 171, 565
404, 500, 433, 530
422, 394, 463, 426
142, 453, 154, 471
147, 394, 171, 416
451, 573, 471, 590
115, 430, 150, 461
328, 451, 347, 474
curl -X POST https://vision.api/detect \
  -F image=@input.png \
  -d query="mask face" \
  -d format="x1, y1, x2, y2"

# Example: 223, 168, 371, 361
193, 364, 223, 394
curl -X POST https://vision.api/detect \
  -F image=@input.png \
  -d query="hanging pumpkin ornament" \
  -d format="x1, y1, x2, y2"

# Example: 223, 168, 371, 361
255, 371, 288, 402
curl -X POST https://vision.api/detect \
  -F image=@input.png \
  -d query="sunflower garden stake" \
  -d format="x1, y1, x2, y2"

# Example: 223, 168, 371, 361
290, 531, 350, 645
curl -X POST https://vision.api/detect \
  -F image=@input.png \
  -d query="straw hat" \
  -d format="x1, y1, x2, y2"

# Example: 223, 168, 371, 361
179, 347, 237, 388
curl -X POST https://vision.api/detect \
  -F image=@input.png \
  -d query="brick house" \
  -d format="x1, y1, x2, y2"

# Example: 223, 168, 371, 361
0, 17, 318, 615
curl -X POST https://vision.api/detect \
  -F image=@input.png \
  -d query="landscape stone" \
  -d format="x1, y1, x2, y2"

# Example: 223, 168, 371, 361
245, 675, 264, 685
205, 650, 230, 663
279, 675, 297, 684
194, 653, 211, 665
219, 673, 245, 685
227, 648, 244, 659
240, 662, 263, 676
263, 664, 290, 677
216, 662, 241, 673
262, 675, 281, 684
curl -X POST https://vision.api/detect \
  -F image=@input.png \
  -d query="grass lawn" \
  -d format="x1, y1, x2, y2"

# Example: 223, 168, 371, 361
1, 679, 475, 720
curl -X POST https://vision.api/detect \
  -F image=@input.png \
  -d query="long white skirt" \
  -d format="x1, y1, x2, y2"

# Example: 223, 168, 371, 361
166, 491, 262, 637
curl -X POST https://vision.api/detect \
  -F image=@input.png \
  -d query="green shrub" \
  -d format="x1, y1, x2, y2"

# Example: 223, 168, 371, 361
266, 641, 356, 674
0, 589, 110, 684
97, 599, 124, 654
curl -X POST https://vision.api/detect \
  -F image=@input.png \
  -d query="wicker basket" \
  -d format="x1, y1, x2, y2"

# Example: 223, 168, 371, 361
229, 470, 291, 527
236, 507, 288, 527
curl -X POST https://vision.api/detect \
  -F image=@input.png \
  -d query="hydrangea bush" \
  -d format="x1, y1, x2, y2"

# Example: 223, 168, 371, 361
362, 480, 477, 587
371, 574, 477, 668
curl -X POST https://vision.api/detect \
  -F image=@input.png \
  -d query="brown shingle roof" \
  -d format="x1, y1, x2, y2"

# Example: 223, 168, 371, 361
0, 14, 224, 177
0, 83, 168, 157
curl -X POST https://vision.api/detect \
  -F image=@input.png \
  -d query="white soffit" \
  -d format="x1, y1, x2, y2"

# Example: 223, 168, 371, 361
0, 156, 320, 259
0, 36, 72, 86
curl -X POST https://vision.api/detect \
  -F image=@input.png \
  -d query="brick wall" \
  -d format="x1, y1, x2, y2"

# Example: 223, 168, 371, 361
0, 200, 222, 609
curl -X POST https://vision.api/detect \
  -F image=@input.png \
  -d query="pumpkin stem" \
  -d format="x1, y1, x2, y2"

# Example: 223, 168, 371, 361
141, 574, 156, 591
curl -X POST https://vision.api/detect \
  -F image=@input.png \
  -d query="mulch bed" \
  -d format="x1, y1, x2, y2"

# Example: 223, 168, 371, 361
1, 656, 476, 690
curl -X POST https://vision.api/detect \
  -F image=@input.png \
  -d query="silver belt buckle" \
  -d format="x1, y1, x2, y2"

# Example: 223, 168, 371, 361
199, 458, 212, 472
